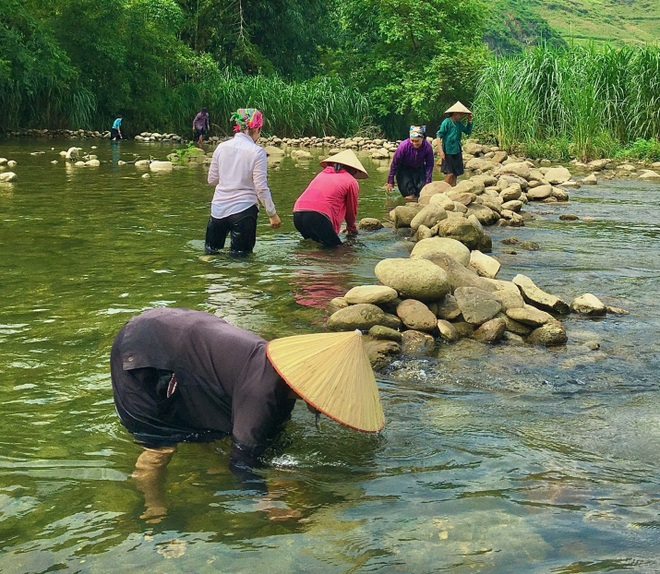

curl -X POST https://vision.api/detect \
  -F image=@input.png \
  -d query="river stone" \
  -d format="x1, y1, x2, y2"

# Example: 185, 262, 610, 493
453, 287, 502, 325
375, 258, 450, 302
368, 325, 403, 343
359, 218, 383, 231
401, 330, 436, 355
498, 174, 528, 190
465, 157, 497, 172
501, 200, 524, 212
0, 172, 17, 182
364, 338, 400, 370
496, 161, 531, 180
411, 204, 448, 230
326, 303, 386, 331
458, 178, 486, 194
419, 252, 493, 294
396, 299, 437, 332
436, 294, 462, 320
496, 312, 533, 336
587, 159, 610, 171
469, 250, 500, 278
264, 145, 285, 157
512, 274, 570, 314
570, 293, 607, 316
472, 317, 506, 343
552, 187, 570, 201
419, 181, 452, 205
85, 159, 101, 167
410, 236, 471, 266
344, 285, 398, 305
381, 312, 403, 330
65, 147, 81, 161
135, 159, 150, 168
436, 217, 484, 250
415, 225, 434, 240
327, 297, 349, 314
483, 279, 525, 310
466, 203, 499, 226
452, 320, 476, 338
582, 173, 598, 185
526, 320, 568, 347
428, 193, 455, 210
544, 166, 572, 184
505, 304, 554, 326
448, 191, 477, 206
393, 204, 424, 228
437, 319, 459, 341
500, 184, 522, 202
472, 174, 498, 187
527, 184, 553, 201
639, 170, 660, 182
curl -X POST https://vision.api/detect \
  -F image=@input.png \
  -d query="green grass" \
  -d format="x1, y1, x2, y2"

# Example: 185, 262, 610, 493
513, 0, 660, 47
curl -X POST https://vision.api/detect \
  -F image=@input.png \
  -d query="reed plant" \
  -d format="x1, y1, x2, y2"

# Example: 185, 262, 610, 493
474, 43, 660, 161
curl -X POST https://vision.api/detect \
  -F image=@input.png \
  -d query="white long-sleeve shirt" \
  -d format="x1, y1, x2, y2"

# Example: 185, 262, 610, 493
207, 133, 277, 218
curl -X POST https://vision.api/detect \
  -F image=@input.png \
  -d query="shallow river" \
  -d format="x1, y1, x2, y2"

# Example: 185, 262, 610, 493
1, 139, 659, 573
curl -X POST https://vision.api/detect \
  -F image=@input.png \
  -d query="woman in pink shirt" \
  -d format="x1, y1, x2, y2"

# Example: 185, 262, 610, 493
293, 150, 368, 247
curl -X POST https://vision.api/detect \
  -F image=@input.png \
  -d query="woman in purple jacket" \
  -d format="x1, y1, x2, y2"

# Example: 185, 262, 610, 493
385, 125, 435, 200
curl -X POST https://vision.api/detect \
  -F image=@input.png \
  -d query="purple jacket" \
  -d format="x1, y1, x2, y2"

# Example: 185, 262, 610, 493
387, 138, 435, 185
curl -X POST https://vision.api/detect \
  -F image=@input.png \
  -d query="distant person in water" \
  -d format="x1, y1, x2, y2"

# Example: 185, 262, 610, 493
111, 115, 122, 141
192, 107, 210, 146
205, 108, 281, 256
385, 125, 434, 200
293, 149, 369, 247
435, 101, 473, 187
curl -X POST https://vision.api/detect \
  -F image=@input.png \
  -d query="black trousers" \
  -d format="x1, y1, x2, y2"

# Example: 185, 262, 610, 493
395, 164, 426, 198
205, 204, 259, 256
293, 210, 342, 247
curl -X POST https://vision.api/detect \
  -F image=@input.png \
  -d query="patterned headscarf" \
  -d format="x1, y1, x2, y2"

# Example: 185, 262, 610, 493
409, 125, 426, 139
231, 108, 264, 132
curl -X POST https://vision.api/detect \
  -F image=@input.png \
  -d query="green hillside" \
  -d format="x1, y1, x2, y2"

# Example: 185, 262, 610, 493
487, 0, 660, 54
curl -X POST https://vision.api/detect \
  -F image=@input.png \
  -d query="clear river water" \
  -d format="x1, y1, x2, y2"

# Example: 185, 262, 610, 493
0, 138, 659, 573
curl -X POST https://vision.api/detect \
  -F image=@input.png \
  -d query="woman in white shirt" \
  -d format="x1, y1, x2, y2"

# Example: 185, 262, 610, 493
205, 108, 281, 256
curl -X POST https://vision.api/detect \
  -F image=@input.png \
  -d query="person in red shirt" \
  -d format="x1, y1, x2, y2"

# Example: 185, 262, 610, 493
293, 149, 368, 247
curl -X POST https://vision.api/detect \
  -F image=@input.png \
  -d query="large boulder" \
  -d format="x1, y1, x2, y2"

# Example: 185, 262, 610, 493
375, 258, 450, 302
496, 162, 531, 180
419, 181, 452, 205
344, 285, 399, 305
469, 250, 500, 278
473, 317, 507, 343
526, 320, 568, 347
505, 304, 554, 327
418, 252, 493, 292
396, 299, 437, 332
0, 172, 17, 182
570, 293, 607, 316
512, 274, 570, 314
436, 217, 484, 250
410, 204, 448, 230
544, 166, 572, 184
453, 286, 502, 325
326, 303, 386, 331
392, 204, 424, 228
410, 236, 471, 266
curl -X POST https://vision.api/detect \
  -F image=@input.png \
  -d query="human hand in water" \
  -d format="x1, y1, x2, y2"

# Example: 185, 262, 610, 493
269, 214, 282, 228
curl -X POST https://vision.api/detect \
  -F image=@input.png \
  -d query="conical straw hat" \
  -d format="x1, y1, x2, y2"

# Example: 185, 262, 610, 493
320, 149, 369, 179
444, 101, 471, 115
266, 330, 384, 432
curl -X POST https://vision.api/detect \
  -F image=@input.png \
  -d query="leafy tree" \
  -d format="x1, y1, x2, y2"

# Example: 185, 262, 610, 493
330, 0, 489, 137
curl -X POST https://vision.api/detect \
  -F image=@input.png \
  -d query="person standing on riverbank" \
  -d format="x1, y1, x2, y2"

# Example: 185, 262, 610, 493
205, 108, 281, 256
111, 115, 122, 141
110, 307, 384, 522
435, 102, 473, 187
192, 107, 210, 146
293, 149, 369, 247
385, 125, 435, 200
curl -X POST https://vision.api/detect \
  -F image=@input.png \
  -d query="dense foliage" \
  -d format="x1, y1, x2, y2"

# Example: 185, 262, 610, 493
0, 0, 491, 138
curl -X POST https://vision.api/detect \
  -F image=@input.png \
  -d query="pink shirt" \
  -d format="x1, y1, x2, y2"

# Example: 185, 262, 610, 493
293, 167, 359, 233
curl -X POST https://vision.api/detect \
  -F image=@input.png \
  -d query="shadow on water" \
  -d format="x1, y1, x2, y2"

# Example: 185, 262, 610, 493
1, 139, 660, 572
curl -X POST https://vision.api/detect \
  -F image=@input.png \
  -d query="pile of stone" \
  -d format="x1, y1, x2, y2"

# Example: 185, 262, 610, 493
324, 235, 621, 368
134, 132, 184, 143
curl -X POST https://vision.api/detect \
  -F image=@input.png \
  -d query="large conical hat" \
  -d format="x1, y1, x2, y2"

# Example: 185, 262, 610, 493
319, 149, 369, 179
266, 330, 384, 432
444, 101, 472, 115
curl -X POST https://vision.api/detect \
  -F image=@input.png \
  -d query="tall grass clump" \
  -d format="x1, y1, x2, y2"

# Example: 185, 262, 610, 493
474, 43, 660, 161
169, 68, 372, 138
